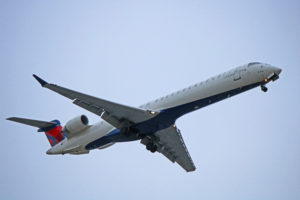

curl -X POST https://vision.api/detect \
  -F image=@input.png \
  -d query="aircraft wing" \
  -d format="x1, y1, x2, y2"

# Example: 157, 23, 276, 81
141, 126, 196, 172
33, 75, 155, 129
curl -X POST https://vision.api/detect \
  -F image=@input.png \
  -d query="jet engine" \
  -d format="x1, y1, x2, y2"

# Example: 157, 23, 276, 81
63, 115, 89, 135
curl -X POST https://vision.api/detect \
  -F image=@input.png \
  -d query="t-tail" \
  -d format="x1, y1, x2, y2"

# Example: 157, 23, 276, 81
6, 117, 66, 147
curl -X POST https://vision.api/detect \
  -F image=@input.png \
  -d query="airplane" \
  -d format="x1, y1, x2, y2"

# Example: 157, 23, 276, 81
6, 62, 281, 172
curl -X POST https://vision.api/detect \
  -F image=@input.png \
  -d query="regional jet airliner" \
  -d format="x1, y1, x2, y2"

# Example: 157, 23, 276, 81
7, 62, 281, 172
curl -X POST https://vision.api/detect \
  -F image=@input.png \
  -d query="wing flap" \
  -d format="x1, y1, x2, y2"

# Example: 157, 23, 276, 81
141, 126, 196, 172
73, 99, 103, 116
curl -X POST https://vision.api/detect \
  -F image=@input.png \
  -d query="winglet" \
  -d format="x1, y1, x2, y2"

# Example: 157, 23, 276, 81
33, 74, 48, 87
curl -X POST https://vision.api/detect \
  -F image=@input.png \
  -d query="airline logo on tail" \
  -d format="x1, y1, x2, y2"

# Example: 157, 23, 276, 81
39, 120, 66, 146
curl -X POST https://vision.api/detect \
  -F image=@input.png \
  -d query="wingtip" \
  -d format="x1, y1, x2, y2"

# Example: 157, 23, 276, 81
32, 74, 48, 87
6, 117, 18, 122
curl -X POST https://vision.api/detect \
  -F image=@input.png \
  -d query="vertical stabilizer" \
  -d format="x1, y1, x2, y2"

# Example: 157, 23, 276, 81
41, 120, 66, 147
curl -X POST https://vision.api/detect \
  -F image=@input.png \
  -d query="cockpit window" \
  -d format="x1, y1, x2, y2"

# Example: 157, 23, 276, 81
248, 62, 261, 67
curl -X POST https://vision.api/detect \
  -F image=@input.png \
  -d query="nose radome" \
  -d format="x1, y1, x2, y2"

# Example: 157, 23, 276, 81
275, 67, 282, 75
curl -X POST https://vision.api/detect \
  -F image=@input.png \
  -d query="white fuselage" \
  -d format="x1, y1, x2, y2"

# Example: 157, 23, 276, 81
47, 62, 281, 155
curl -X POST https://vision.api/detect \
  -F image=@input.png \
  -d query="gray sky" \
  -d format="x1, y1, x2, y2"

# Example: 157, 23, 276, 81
1, 1, 299, 199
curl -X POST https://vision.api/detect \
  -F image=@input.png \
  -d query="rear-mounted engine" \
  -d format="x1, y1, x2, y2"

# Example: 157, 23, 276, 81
63, 115, 89, 135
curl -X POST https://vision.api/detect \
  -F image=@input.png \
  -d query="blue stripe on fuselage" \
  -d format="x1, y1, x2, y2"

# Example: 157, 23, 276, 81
85, 128, 138, 150
85, 81, 263, 150
106, 129, 120, 136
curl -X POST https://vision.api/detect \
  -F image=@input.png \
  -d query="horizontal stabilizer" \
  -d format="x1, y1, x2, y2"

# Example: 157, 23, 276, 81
6, 117, 56, 129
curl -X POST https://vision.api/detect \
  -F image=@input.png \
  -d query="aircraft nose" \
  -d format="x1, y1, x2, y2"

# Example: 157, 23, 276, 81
275, 67, 282, 75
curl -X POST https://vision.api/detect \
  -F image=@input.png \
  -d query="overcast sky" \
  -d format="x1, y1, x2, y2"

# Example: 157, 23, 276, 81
1, 1, 299, 200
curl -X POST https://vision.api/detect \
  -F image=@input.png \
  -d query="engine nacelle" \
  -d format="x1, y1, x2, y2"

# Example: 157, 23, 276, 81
64, 115, 89, 135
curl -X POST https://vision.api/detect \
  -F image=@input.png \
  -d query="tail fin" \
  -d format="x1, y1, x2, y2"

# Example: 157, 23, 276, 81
6, 117, 66, 147
38, 120, 66, 147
